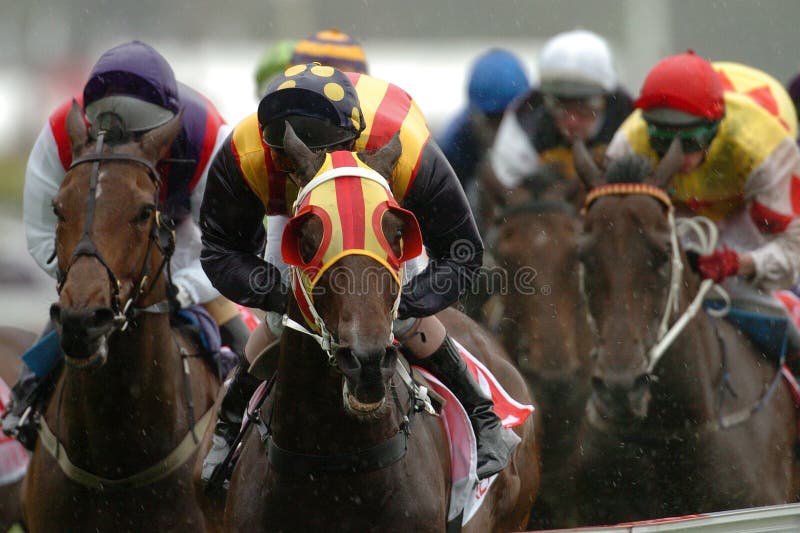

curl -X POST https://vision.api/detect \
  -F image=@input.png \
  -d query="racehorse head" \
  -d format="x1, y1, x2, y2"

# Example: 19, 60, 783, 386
574, 139, 687, 426
493, 166, 587, 382
49, 101, 181, 367
280, 124, 423, 416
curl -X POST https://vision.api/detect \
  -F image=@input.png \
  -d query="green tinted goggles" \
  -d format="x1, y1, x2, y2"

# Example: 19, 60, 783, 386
647, 122, 719, 155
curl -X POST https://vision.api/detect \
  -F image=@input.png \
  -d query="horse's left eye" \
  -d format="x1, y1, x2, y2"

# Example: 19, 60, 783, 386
132, 205, 155, 226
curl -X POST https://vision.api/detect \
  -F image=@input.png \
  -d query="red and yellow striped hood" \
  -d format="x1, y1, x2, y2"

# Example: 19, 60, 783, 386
281, 151, 423, 324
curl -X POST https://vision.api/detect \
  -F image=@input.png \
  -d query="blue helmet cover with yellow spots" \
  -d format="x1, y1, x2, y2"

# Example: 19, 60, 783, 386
258, 63, 365, 140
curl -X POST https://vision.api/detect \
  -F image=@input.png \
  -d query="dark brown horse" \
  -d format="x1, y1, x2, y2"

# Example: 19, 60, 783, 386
490, 170, 593, 529
572, 143, 799, 525
22, 104, 220, 532
224, 128, 539, 532
0, 326, 34, 532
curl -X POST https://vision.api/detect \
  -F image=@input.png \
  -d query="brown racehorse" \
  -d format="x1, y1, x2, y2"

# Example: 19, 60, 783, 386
572, 143, 800, 525
491, 171, 592, 529
0, 326, 34, 532
223, 127, 540, 532
22, 104, 220, 532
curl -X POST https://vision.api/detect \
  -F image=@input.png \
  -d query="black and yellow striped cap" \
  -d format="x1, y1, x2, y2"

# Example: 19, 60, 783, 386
290, 29, 368, 74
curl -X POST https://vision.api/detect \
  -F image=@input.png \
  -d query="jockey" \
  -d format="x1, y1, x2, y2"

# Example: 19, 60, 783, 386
254, 39, 298, 98
489, 29, 633, 191
438, 48, 530, 197
606, 51, 800, 352
6, 40, 252, 449
199, 64, 516, 489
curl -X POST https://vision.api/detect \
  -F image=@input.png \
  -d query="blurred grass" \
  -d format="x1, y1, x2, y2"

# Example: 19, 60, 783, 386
0, 156, 26, 212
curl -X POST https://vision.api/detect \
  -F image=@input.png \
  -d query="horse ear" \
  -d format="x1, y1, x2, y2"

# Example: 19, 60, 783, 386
572, 140, 602, 191
649, 137, 683, 189
283, 122, 325, 187
361, 132, 402, 184
66, 99, 89, 157
141, 111, 183, 161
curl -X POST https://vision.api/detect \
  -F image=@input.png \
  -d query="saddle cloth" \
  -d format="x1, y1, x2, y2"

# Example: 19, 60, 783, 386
0, 379, 29, 485
418, 337, 533, 526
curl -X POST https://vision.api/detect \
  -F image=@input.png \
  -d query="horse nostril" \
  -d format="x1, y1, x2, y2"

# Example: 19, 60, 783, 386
50, 304, 63, 325
591, 375, 606, 392
91, 308, 115, 329
381, 346, 398, 375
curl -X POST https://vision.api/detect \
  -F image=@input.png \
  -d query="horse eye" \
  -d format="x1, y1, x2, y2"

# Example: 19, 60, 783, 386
52, 204, 65, 223
132, 205, 155, 225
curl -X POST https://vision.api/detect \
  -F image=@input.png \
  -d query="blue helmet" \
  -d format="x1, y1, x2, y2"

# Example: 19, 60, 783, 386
467, 49, 530, 115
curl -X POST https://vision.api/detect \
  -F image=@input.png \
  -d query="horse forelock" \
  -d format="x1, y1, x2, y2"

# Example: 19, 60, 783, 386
605, 155, 653, 185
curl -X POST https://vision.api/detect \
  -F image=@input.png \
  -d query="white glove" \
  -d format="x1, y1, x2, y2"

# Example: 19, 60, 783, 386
265, 311, 284, 337
173, 282, 195, 309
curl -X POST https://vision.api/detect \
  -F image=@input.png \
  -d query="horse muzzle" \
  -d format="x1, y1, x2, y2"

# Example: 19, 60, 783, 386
337, 345, 398, 416
51, 304, 116, 368
587, 372, 652, 428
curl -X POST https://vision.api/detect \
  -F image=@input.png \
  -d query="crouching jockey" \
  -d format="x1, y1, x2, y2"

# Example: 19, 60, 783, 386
3, 41, 252, 450
199, 64, 517, 492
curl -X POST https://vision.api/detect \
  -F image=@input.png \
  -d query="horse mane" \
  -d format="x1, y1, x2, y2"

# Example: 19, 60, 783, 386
605, 155, 652, 184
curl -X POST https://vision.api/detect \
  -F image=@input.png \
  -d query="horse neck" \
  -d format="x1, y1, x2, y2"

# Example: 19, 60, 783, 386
53, 312, 189, 462
271, 308, 402, 454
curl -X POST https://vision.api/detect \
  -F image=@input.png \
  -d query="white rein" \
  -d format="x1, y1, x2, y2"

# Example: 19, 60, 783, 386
646, 214, 730, 373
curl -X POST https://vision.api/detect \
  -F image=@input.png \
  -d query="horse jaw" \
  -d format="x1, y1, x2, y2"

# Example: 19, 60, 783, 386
342, 379, 386, 416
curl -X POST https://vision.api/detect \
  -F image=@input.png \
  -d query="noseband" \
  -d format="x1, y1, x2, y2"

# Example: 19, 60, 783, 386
59, 131, 175, 331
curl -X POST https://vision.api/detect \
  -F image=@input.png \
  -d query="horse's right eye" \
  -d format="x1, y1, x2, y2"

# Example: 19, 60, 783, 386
52, 204, 65, 223
132, 205, 155, 226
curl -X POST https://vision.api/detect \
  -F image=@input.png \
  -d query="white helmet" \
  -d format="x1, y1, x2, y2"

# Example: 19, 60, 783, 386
538, 30, 617, 97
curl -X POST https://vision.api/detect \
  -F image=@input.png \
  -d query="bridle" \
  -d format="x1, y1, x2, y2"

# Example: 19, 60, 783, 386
58, 131, 175, 332
581, 183, 729, 375
282, 165, 405, 364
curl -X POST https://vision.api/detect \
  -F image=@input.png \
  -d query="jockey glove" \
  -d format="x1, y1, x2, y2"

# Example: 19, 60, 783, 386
173, 282, 195, 309
697, 246, 739, 283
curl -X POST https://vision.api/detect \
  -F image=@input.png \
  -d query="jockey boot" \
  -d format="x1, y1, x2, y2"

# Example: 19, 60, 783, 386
409, 335, 516, 479
2, 328, 62, 451
202, 363, 262, 493
2, 365, 43, 451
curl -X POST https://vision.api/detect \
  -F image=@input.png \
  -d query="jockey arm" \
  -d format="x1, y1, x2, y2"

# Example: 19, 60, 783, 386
167, 122, 231, 307
23, 122, 64, 278
489, 108, 542, 190
742, 138, 800, 289
397, 141, 484, 319
199, 138, 287, 312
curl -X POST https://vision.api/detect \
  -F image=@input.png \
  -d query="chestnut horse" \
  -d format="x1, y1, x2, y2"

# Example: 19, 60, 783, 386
223, 127, 539, 532
22, 104, 219, 532
490, 170, 592, 529
572, 143, 799, 525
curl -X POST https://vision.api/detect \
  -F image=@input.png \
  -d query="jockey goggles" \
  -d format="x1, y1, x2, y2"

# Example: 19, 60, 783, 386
646, 121, 719, 156
543, 94, 605, 119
